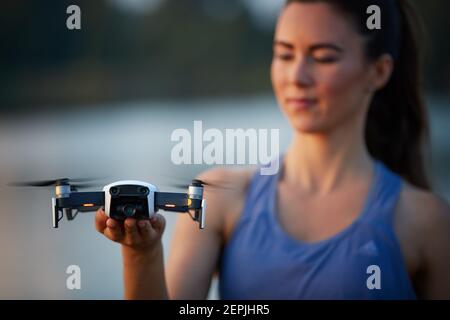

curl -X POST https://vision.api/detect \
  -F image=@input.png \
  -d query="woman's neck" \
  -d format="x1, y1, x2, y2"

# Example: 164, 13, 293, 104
283, 122, 373, 195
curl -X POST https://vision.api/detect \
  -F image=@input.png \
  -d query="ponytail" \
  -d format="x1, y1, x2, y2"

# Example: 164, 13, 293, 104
365, 0, 430, 189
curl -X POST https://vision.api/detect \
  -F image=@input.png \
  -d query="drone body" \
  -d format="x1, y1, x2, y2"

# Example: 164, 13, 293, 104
51, 179, 206, 229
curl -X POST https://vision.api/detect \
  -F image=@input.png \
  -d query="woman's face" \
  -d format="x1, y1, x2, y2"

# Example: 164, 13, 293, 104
271, 2, 377, 134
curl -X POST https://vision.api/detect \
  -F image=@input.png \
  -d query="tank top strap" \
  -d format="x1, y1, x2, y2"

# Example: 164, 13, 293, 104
363, 160, 403, 224
239, 161, 281, 222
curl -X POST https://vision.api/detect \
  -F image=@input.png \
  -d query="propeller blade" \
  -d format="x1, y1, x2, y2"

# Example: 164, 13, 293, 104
192, 179, 230, 188
166, 179, 235, 191
69, 177, 102, 183
70, 183, 99, 190
7, 177, 103, 188
171, 183, 191, 189
8, 179, 65, 187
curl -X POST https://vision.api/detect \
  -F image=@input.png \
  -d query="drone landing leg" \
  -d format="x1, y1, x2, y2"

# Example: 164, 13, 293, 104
52, 197, 63, 228
64, 208, 79, 221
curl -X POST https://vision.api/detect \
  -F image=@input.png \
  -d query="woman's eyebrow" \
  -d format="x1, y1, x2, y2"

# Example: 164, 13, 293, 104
273, 41, 343, 53
273, 40, 294, 49
309, 43, 343, 53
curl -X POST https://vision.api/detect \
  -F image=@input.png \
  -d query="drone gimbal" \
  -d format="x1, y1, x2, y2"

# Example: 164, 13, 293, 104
51, 179, 206, 229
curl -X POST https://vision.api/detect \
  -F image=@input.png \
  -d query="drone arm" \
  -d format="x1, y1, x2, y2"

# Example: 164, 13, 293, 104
56, 191, 105, 209
154, 191, 205, 229
154, 192, 189, 212
52, 192, 105, 228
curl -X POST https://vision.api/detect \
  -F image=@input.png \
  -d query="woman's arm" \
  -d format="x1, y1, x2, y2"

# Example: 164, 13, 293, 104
399, 186, 450, 299
95, 210, 169, 299
165, 168, 252, 299
418, 193, 450, 299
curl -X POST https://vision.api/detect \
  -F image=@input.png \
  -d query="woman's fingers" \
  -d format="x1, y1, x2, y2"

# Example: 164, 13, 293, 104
138, 219, 152, 238
95, 209, 166, 248
95, 208, 108, 233
150, 214, 166, 234
104, 218, 124, 242
124, 218, 140, 245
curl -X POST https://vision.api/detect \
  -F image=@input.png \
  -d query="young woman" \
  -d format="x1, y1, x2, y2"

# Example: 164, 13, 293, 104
95, 0, 450, 299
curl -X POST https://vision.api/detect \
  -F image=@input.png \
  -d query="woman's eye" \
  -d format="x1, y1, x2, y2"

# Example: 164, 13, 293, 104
274, 53, 293, 61
314, 56, 338, 63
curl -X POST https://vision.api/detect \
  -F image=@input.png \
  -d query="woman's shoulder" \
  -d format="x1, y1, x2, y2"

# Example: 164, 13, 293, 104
397, 182, 450, 263
196, 166, 258, 214
397, 182, 450, 297
398, 182, 450, 231
195, 166, 258, 240
197, 166, 257, 188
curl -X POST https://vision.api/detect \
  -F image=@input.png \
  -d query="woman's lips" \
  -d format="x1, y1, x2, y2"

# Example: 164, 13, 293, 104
286, 98, 318, 110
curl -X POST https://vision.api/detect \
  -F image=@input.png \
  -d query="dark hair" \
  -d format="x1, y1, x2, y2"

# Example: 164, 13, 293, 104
285, 0, 431, 190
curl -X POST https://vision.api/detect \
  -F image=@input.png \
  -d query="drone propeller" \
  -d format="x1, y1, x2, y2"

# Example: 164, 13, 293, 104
8, 177, 101, 189
166, 178, 235, 191
69, 183, 99, 190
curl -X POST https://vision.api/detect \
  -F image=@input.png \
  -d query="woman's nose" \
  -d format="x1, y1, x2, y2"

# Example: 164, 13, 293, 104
290, 57, 314, 87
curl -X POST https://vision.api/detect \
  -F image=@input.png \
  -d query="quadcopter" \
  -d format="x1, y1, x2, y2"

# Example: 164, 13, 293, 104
10, 178, 209, 229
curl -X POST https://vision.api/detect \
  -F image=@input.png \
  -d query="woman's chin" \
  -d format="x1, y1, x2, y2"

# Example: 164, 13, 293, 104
289, 119, 327, 134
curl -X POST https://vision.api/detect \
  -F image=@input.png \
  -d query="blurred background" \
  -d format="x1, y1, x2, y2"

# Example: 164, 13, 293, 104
0, 0, 448, 299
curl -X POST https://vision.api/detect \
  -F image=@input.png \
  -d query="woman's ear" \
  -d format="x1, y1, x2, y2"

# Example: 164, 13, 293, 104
370, 53, 394, 91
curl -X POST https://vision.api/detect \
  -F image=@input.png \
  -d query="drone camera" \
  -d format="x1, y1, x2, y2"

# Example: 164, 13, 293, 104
105, 183, 155, 221
101, 180, 158, 222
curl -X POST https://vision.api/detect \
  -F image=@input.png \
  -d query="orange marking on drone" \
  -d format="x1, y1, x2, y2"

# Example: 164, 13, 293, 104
83, 203, 95, 207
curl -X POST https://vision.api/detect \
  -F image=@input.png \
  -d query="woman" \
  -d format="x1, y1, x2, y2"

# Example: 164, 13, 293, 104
95, 0, 450, 299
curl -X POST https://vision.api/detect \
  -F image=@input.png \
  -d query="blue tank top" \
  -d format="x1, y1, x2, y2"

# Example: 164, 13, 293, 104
219, 157, 417, 299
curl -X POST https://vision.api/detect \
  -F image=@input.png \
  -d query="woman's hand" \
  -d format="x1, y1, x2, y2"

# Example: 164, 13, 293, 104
95, 208, 169, 299
95, 208, 166, 254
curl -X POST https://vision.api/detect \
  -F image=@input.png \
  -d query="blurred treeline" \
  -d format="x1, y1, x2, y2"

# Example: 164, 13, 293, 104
0, 0, 449, 112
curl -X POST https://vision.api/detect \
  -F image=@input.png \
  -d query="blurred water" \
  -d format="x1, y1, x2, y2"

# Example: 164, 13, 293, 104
0, 95, 448, 299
